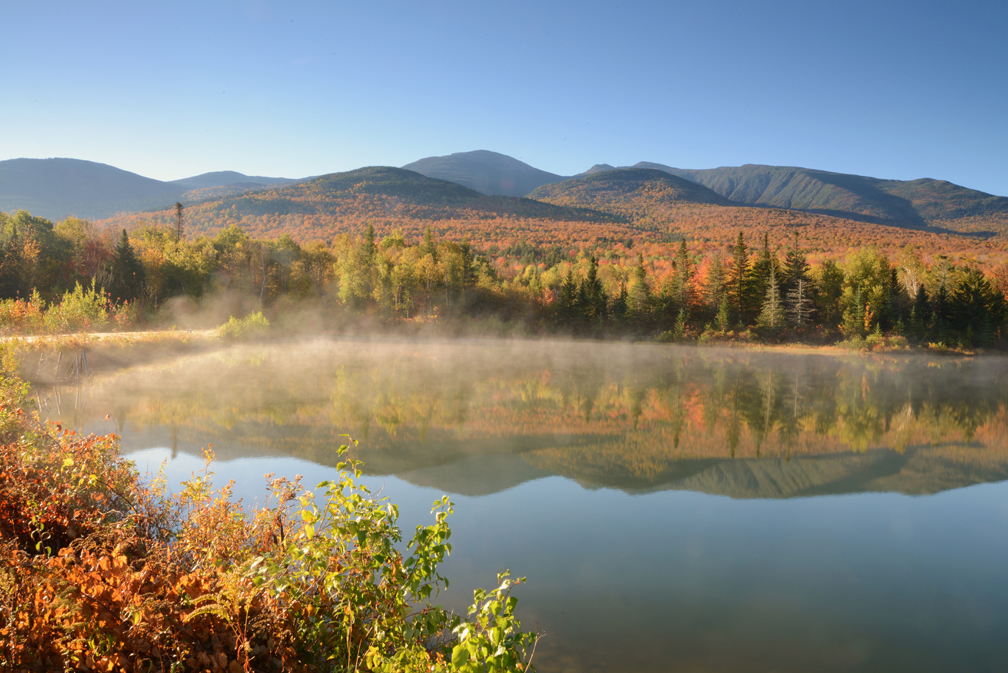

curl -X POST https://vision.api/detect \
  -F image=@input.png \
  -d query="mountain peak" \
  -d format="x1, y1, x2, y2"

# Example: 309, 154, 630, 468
402, 150, 564, 197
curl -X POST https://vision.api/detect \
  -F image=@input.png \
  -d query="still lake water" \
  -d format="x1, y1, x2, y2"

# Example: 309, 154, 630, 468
33, 338, 1008, 672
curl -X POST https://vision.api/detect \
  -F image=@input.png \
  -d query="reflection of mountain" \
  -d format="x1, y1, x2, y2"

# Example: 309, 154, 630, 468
528, 444, 1008, 498
35, 339, 1008, 499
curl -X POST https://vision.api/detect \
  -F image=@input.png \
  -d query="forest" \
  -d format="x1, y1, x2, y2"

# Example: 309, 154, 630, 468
2, 205, 1008, 349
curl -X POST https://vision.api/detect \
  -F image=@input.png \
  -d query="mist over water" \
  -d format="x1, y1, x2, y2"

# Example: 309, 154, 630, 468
30, 339, 1008, 672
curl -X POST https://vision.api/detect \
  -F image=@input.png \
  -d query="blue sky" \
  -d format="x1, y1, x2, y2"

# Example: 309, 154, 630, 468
3, 1, 1006, 195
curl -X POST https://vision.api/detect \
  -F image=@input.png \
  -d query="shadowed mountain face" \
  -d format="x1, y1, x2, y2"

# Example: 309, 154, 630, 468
635, 162, 1008, 230
403, 150, 565, 197
0, 158, 296, 220
31, 338, 1008, 499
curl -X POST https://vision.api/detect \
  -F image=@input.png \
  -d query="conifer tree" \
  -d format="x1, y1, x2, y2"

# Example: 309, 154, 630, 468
559, 269, 578, 323
750, 232, 779, 311
627, 254, 651, 323
728, 232, 750, 325
579, 256, 607, 323
174, 202, 184, 243
109, 229, 145, 303
782, 231, 809, 294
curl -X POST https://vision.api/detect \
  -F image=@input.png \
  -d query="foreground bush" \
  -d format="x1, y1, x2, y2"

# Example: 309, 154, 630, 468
0, 369, 536, 671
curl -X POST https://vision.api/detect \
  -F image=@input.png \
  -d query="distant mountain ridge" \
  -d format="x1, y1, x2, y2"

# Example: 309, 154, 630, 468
4, 153, 1007, 237
631, 162, 1008, 231
106, 165, 617, 241
170, 171, 295, 190
0, 158, 297, 220
402, 150, 564, 198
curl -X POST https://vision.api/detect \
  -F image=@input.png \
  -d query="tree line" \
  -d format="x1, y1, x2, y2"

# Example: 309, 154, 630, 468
1, 208, 1006, 347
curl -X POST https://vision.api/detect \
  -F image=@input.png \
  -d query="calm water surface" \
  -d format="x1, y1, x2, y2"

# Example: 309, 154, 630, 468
32, 339, 1008, 672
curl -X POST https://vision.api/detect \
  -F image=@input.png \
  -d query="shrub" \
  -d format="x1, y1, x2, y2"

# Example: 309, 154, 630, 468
43, 281, 110, 333
0, 290, 46, 335
218, 311, 270, 340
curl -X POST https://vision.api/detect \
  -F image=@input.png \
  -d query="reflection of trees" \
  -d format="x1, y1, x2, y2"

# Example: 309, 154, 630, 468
44, 343, 1008, 493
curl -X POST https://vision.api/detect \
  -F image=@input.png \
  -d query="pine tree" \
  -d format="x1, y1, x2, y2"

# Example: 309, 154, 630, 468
627, 254, 651, 324
174, 202, 184, 243
728, 232, 749, 325
559, 269, 578, 323
750, 232, 779, 313
109, 229, 145, 303
782, 231, 809, 294
841, 285, 865, 337
579, 256, 607, 323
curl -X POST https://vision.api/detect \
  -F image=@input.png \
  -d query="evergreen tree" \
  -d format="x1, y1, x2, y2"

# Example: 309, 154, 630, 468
782, 231, 810, 294
612, 282, 628, 323
627, 254, 651, 324
728, 232, 750, 325
109, 229, 145, 303
174, 202, 184, 243
750, 232, 776, 307
841, 285, 865, 337
950, 267, 1004, 346
364, 223, 377, 262
559, 269, 578, 323
579, 256, 607, 323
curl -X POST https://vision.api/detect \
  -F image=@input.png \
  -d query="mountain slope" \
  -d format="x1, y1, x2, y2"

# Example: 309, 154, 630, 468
402, 150, 564, 197
636, 162, 1008, 232
0, 158, 185, 220
529, 167, 731, 220
0, 158, 298, 221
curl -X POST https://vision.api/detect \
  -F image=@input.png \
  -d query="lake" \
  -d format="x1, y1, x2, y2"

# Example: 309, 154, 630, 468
31, 338, 1008, 672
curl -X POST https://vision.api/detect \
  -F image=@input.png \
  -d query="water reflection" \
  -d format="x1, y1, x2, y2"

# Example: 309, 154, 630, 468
31, 339, 1008, 498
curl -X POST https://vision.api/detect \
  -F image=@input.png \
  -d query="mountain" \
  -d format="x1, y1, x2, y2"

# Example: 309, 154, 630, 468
0, 158, 297, 221
99, 166, 618, 242
402, 150, 564, 198
633, 162, 1008, 232
529, 167, 731, 219
170, 171, 294, 191
579, 163, 616, 176
204, 165, 614, 223
0, 158, 184, 220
